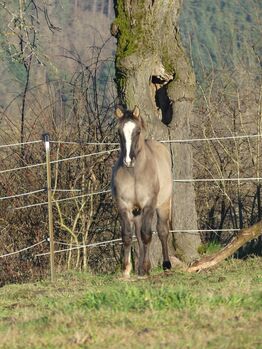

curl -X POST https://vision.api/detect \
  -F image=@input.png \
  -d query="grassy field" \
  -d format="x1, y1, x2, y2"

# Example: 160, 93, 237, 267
0, 257, 262, 349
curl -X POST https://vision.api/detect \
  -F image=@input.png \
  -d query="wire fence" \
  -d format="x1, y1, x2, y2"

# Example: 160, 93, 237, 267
0, 228, 242, 259
1, 132, 261, 149
0, 188, 46, 201
0, 148, 119, 175
1, 133, 261, 277
11, 189, 111, 210
1, 133, 262, 209
0, 240, 47, 258
173, 177, 262, 183
0, 140, 42, 149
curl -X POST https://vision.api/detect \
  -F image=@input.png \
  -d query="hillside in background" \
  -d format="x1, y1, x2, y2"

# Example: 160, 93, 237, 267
0, 0, 116, 118
180, 0, 262, 253
0, 0, 261, 111
180, 0, 261, 82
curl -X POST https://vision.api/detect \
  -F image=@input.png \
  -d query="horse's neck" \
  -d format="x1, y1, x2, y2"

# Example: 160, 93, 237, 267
135, 139, 150, 170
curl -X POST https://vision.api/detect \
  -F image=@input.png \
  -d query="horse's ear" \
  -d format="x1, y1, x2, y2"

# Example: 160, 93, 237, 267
132, 105, 140, 119
115, 107, 124, 119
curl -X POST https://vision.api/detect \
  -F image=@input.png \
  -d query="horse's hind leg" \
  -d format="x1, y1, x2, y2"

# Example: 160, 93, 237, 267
119, 210, 133, 278
157, 200, 172, 271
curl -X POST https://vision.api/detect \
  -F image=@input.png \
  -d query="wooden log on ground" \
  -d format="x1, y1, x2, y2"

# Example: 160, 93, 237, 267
187, 221, 262, 273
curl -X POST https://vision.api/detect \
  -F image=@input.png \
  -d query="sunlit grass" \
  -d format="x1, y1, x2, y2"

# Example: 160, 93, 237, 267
0, 257, 262, 349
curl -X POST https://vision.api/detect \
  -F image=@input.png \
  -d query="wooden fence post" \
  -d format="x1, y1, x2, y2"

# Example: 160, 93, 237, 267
43, 133, 55, 282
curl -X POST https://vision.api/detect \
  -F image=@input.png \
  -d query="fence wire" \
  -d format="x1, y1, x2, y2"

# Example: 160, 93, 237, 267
0, 148, 119, 175
13, 189, 111, 210
0, 132, 261, 150
173, 177, 262, 183
3, 174, 261, 210
0, 140, 42, 149
35, 238, 125, 257
34, 226, 242, 258
50, 133, 262, 145
0, 240, 46, 258
50, 140, 120, 146
0, 226, 240, 259
0, 189, 45, 201
4, 174, 261, 210
1, 133, 261, 174
161, 133, 262, 144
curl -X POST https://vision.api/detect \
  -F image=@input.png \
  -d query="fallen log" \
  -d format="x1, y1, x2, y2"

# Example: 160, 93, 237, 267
187, 220, 262, 272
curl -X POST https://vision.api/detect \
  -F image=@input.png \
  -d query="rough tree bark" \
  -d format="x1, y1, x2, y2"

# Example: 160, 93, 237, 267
113, 0, 201, 264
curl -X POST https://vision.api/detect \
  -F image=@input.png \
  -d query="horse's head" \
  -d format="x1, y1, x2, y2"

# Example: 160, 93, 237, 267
115, 105, 144, 168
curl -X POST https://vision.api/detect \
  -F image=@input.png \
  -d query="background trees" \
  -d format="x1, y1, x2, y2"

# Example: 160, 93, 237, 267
180, 0, 262, 256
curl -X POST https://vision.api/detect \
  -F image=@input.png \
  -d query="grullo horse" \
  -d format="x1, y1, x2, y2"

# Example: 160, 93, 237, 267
111, 106, 173, 277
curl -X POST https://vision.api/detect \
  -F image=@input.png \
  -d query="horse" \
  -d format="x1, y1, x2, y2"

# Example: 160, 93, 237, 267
111, 105, 173, 277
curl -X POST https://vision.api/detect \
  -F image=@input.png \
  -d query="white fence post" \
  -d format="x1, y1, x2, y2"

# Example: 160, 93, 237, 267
42, 133, 55, 282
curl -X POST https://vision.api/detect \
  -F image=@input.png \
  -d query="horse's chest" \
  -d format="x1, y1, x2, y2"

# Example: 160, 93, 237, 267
117, 170, 158, 208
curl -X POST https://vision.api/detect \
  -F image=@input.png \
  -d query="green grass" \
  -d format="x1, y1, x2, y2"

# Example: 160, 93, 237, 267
0, 257, 262, 349
198, 241, 222, 255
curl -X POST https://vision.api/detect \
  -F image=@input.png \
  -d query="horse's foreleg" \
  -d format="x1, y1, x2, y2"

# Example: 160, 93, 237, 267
120, 210, 133, 278
157, 202, 171, 271
134, 216, 144, 275
141, 206, 154, 275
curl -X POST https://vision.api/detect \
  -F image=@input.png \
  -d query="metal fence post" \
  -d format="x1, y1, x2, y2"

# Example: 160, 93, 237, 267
42, 133, 55, 282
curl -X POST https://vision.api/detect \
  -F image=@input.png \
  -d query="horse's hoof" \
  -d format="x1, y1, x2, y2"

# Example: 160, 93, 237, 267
163, 260, 172, 271
118, 274, 133, 282
137, 275, 149, 280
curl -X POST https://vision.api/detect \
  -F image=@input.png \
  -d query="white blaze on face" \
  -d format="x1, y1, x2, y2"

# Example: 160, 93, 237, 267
123, 121, 136, 166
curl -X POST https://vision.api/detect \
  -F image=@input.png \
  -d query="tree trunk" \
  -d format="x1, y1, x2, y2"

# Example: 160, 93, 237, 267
113, 0, 201, 264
